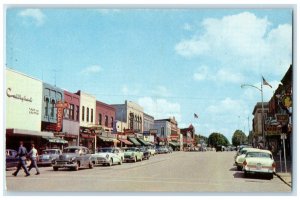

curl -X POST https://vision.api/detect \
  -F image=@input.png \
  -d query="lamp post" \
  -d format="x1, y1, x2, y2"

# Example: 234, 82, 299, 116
241, 83, 265, 148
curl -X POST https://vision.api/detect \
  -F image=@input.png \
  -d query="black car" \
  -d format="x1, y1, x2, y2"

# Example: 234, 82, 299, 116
216, 145, 223, 152
139, 147, 151, 160
6, 149, 19, 169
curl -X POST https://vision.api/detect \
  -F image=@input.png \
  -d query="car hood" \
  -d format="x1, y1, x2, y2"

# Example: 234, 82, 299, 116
58, 153, 77, 160
92, 152, 114, 157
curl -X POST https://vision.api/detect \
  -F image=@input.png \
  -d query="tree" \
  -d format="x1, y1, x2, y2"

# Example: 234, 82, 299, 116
194, 134, 208, 146
231, 130, 248, 147
208, 132, 230, 148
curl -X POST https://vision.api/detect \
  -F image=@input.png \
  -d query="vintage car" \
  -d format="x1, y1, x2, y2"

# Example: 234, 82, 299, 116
156, 146, 169, 154
52, 146, 94, 171
147, 146, 156, 156
243, 149, 276, 179
139, 147, 151, 160
235, 147, 257, 170
6, 149, 19, 169
91, 147, 124, 166
123, 147, 143, 162
38, 149, 62, 166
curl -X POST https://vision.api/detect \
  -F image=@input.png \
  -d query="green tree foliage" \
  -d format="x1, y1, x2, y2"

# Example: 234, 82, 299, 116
208, 132, 230, 148
231, 130, 248, 146
194, 134, 208, 145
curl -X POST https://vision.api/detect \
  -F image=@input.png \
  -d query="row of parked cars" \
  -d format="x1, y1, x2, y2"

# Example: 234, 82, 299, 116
6, 145, 173, 171
234, 146, 276, 179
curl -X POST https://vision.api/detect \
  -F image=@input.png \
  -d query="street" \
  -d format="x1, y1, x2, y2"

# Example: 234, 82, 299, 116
5, 151, 291, 194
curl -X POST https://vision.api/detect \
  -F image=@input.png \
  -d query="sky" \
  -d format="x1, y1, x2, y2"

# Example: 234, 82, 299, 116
4, 7, 293, 142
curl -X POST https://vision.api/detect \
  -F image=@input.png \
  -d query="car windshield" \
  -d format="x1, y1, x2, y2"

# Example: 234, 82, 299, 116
43, 150, 58, 154
125, 148, 137, 152
63, 148, 79, 153
246, 152, 272, 158
97, 148, 113, 153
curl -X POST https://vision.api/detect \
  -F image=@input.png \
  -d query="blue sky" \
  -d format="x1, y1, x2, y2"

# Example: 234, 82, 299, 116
5, 7, 293, 141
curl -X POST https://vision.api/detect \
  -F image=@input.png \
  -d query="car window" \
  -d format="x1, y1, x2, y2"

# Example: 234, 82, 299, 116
63, 148, 78, 153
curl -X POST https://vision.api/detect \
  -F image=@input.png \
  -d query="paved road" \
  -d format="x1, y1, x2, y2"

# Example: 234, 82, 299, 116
4, 151, 292, 194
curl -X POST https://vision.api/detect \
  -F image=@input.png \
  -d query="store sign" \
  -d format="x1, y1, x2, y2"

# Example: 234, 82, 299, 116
56, 101, 69, 132
276, 114, 289, 123
6, 87, 32, 102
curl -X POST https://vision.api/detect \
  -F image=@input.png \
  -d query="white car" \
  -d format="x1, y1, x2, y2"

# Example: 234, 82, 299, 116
91, 147, 124, 166
235, 147, 257, 170
243, 149, 276, 179
147, 146, 156, 156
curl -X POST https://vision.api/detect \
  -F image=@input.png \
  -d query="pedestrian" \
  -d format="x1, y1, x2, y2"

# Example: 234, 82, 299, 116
27, 143, 40, 175
12, 141, 30, 177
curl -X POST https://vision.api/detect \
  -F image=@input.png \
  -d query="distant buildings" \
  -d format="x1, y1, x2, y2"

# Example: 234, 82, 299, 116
5, 68, 196, 152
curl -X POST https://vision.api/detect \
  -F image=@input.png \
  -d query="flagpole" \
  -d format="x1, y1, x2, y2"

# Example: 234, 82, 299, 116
261, 78, 265, 148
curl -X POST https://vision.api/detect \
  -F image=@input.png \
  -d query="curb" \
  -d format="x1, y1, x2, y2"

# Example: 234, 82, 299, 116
274, 173, 292, 188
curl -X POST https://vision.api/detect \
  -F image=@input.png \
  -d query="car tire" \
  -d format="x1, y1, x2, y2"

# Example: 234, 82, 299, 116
108, 159, 113, 166
268, 173, 274, 180
53, 167, 58, 171
244, 171, 249, 178
89, 162, 94, 169
74, 163, 79, 171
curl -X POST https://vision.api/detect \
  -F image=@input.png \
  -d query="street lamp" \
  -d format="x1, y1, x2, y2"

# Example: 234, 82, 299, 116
241, 83, 265, 148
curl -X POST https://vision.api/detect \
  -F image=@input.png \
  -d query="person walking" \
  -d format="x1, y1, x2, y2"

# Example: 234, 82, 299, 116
12, 141, 30, 177
27, 143, 40, 175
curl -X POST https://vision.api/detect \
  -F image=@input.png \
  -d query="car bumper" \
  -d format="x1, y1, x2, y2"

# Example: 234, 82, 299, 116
53, 161, 77, 168
244, 166, 275, 174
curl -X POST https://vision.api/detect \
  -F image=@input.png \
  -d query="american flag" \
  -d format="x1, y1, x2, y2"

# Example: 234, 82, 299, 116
262, 76, 272, 88
194, 113, 198, 118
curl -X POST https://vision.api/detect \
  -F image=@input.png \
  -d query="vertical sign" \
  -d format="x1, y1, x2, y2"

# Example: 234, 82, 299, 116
56, 101, 69, 132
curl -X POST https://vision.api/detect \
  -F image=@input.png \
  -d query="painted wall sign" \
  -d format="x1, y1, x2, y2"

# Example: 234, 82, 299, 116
6, 88, 32, 102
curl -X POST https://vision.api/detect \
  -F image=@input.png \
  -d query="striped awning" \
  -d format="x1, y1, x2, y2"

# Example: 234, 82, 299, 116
98, 136, 119, 143
118, 139, 133, 145
137, 138, 151, 146
127, 137, 141, 146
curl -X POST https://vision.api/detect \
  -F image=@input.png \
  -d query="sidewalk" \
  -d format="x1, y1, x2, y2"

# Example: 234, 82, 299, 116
274, 155, 292, 187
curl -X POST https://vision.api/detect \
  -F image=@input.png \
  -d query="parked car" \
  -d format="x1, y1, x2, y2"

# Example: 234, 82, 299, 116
52, 146, 94, 171
167, 146, 173, 153
235, 147, 257, 170
6, 149, 19, 169
123, 147, 143, 162
147, 146, 156, 156
91, 147, 123, 166
156, 146, 169, 154
139, 147, 151, 160
216, 145, 224, 152
37, 149, 62, 166
243, 149, 276, 179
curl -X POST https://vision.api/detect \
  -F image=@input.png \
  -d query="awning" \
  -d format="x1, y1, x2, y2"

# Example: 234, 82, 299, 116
42, 136, 68, 144
98, 136, 119, 143
118, 139, 133, 145
169, 141, 180, 147
6, 128, 53, 137
127, 137, 141, 146
137, 138, 151, 146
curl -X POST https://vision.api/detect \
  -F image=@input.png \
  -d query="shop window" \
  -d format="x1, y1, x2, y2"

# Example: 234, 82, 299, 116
82, 106, 85, 121
91, 109, 93, 123
45, 97, 49, 117
87, 107, 89, 122
50, 99, 55, 118
105, 115, 108, 127
76, 105, 79, 121
64, 104, 69, 119
99, 114, 102, 125
161, 127, 165, 137
70, 104, 74, 120
111, 117, 114, 128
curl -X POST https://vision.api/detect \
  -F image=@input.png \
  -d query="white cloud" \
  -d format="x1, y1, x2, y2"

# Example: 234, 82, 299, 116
175, 12, 292, 76
193, 66, 245, 83
81, 65, 103, 75
207, 97, 248, 115
151, 86, 171, 97
138, 97, 181, 122
18, 9, 45, 26
121, 85, 140, 96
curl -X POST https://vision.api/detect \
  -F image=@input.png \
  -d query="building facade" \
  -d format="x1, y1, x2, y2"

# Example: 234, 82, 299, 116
76, 90, 96, 151
252, 102, 269, 148
5, 68, 53, 150
61, 90, 80, 146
